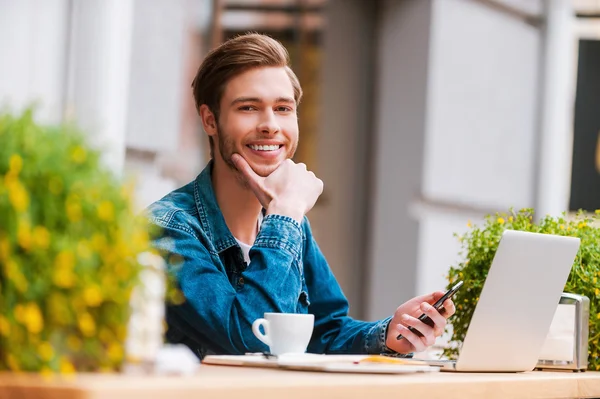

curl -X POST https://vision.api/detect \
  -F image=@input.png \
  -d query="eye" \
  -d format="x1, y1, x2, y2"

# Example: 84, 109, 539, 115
238, 105, 256, 111
275, 106, 294, 113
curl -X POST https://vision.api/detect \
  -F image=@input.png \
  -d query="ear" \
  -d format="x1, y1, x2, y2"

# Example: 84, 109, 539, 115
199, 104, 218, 137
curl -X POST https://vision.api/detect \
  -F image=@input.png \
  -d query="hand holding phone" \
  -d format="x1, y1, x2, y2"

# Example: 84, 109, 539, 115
396, 280, 463, 340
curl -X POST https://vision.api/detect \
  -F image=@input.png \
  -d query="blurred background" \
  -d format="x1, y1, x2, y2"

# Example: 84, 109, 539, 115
1, 0, 599, 322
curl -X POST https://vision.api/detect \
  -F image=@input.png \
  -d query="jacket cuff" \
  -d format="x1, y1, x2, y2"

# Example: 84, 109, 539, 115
373, 317, 414, 358
254, 214, 303, 259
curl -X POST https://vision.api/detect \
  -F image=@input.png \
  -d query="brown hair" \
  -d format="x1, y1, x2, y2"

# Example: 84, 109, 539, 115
191, 33, 303, 154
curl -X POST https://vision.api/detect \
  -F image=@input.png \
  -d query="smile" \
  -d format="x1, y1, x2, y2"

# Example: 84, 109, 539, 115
247, 144, 282, 151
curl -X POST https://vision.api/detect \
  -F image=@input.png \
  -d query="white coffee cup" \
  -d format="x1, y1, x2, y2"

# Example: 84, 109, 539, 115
252, 313, 314, 356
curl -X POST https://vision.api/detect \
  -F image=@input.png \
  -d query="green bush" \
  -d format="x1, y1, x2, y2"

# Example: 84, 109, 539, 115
444, 208, 600, 370
0, 109, 150, 374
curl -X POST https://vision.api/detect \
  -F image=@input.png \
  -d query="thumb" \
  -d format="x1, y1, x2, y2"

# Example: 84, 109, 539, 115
413, 291, 443, 305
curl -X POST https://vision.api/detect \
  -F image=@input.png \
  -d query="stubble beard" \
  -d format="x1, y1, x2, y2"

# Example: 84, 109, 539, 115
215, 125, 298, 189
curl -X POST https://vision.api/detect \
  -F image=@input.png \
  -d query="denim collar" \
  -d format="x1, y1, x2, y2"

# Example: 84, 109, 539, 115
193, 161, 238, 254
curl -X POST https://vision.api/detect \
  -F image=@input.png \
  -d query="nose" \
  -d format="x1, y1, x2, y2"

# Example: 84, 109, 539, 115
256, 110, 280, 135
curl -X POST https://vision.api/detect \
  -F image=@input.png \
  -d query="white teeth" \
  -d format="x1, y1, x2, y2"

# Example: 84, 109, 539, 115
249, 144, 279, 151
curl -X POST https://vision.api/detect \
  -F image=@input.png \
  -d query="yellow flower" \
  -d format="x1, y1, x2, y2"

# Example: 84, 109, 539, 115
53, 250, 76, 288
53, 268, 75, 288
132, 231, 149, 250
66, 198, 82, 222
8, 179, 29, 212
597, 313, 600, 320
596, 288, 600, 297
48, 293, 70, 325
78, 313, 96, 337
107, 342, 124, 363
26, 303, 44, 334
40, 367, 54, 380
60, 358, 76, 375
38, 342, 55, 361
170, 289, 185, 305
83, 285, 103, 307
77, 240, 92, 260
9, 154, 23, 175
0, 315, 10, 336
579, 222, 587, 229
97, 201, 114, 221
14, 304, 25, 323
467, 220, 472, 228
17, 219, 31, 250
120, 183, 134, 201
508, 216, 513, 222
6, 259, 29, 293
497, 217, 505, 224
19, 302, 44, 334
91, 233, 107, 251
32, 226, 50, 249
7, 354, 20, 371
115, 325, 127, 341
55, 250, 75, 269
560, 224, 565, 230
70, 146, 87, 164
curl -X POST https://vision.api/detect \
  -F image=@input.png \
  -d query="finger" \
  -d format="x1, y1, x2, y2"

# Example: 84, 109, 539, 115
430, 291, 448, 303
231, 154, 262, 187
396, 325, 427, 352
442, 298, 456, 318
420, 302, 447, 337
412, 291, 444, 305
401, 314, 435, 346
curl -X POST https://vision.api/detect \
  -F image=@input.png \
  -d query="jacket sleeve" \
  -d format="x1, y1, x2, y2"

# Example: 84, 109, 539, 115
301, 218, 392, 354
150, 212, 305, 354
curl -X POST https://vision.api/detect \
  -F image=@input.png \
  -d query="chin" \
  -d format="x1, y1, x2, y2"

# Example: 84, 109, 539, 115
252, 163, 279, 177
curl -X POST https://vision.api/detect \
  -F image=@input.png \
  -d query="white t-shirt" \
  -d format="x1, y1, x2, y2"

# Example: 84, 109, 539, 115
234, 212, 264, 264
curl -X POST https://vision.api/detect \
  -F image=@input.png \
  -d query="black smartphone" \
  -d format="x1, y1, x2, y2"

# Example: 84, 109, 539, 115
396, 280, 463, 340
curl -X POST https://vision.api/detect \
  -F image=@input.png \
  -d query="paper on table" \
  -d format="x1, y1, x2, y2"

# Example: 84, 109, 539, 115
203, 354, 440, 374
538, 304, 575, 362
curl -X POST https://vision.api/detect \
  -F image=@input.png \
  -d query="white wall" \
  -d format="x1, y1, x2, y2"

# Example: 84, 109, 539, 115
66, 0, 135, 175
313, 0, 377, 317
0, 0, 69, 124
364, 0, 550, 319
415, 0, 543, 297
126, 0, 187, 153
365, 0, 433, 319
423, 0, 541, 210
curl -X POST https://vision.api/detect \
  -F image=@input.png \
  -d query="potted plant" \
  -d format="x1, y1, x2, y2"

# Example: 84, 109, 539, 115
0, 109, 151, 373
444, 208, 600, 370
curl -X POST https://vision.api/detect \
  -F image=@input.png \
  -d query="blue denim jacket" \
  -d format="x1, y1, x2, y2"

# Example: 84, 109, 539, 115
145, 162, 394, 358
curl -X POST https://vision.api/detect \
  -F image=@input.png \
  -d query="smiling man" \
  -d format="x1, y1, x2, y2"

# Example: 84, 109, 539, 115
146, 33, 455, 359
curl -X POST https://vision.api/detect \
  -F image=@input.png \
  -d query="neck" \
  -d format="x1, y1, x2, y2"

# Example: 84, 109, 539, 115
211, 158, 262, 245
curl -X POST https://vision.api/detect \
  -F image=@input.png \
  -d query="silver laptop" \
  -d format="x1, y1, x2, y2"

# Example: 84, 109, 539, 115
426, 230, 580, 372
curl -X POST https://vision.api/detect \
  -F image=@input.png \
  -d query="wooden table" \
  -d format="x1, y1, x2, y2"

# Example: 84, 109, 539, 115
2, 365, 600, 399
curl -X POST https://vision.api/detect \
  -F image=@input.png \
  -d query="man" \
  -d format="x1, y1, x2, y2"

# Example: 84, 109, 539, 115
146, 33, 455, 359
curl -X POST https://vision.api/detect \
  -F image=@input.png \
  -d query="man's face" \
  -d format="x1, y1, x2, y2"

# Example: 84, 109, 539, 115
211, 66, 299, 178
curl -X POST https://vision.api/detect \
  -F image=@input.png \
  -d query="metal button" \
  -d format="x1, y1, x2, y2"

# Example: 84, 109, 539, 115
299, 291, 309, 304
238, 277, 245, 286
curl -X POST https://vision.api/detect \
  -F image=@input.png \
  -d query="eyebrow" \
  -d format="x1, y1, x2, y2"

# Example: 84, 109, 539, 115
231, 96, 296, 106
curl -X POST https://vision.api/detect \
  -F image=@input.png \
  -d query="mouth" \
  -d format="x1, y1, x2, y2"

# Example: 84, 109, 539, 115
246, 144, 284, 152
